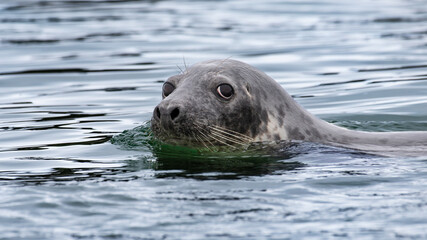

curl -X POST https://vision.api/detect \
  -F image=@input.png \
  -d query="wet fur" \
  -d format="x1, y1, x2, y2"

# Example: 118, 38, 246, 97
151, 59, 427, 157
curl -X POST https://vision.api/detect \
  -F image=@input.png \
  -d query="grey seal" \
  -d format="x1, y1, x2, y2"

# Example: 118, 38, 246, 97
151, 59, 427, 156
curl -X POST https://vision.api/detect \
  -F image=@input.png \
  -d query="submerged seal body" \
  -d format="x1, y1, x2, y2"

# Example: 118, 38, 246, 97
151, 59, 427, 156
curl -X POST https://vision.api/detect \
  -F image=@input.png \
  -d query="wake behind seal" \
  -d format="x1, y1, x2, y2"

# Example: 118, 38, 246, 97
151, 59, 427, 157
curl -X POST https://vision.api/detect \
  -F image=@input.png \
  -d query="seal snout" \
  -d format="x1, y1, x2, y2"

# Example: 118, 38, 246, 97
153, 104, 182, 126
170, 107, 180, 121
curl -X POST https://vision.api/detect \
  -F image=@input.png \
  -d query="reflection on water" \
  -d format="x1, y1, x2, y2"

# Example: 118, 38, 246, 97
0, 0, 427, 239
112, 123, 306, 180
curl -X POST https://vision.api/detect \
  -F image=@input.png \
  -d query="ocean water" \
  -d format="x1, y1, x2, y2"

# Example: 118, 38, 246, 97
0, 0, 427, 239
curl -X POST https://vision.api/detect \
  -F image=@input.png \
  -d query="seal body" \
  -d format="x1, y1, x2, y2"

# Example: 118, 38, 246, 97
151, 59, 427, 156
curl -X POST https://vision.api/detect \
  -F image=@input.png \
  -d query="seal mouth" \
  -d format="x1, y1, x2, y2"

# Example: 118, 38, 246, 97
151, 119, 253, 149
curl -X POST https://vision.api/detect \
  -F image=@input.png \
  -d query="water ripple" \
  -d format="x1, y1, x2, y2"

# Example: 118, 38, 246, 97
0, 0, 427, 239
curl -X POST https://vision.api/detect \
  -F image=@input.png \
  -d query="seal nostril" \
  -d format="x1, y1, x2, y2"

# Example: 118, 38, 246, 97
170, 107, 180, 121
155, 107, 161, 119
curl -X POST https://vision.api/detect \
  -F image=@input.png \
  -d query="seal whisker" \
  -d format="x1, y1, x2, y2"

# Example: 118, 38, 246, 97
209, 124, 252, 139
209, 125, 253, 142
176, 64, 184, 74
195, 127, 218, 152
196, 121, 251, 146
183, 56, 188, 72
199, 129, 237, 149
191, 131, 204, 148
209, 130, 248, 146
198, 134, 215, 152
192, 122, 217, 152
209, 135, 237, 148
194, 133, 213, 152
210, 130, 252, 144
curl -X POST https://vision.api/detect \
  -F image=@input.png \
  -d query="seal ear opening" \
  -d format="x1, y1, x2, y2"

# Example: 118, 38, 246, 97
245, 84, 252, 97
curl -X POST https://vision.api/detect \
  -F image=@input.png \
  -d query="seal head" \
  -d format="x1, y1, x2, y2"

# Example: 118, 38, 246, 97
151, 59, 287, 147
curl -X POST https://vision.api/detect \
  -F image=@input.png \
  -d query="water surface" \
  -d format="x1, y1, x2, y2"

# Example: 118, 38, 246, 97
1, 0, 427, 239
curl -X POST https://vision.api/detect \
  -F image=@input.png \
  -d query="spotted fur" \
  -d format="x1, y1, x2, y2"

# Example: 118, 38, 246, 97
151, 59, 427, 157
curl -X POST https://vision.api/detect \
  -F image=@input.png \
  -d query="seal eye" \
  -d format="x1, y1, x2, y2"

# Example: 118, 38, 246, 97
162, 82, 175, 97
217, 84, 234, 100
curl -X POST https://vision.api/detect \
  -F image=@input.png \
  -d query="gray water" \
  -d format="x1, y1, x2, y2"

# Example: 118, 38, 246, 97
1, 0, 427, 239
